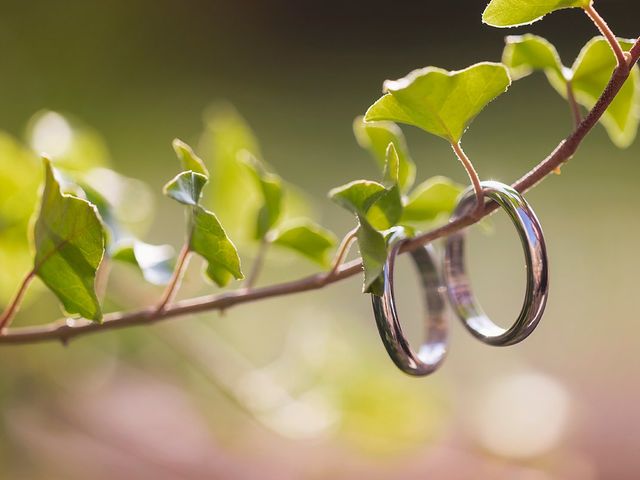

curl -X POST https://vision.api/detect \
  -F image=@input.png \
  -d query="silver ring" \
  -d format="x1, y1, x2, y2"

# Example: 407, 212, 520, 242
371, 230, 448, 376
444, 181, 549, 346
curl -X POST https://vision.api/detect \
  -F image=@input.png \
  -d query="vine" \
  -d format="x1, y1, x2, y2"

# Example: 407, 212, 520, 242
0, 1, 639, 347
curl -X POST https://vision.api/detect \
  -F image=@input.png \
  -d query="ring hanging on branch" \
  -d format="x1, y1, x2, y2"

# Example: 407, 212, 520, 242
371, 229, 448, 376
444, 181, 549, 347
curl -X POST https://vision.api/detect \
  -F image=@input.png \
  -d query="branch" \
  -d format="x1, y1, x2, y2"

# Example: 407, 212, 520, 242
583, 3, 628, 68
1, 38, 639, 347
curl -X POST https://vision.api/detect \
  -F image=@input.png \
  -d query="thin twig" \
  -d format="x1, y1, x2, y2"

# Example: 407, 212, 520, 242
583, 3, 627, 69
450, 141, 484, 217
243, 238, 270, 290
0, 38, 638, 346
566, 80, 583, 129
0, 270, 35, 332
325, 226, 358, 279
155, 242, 192, 312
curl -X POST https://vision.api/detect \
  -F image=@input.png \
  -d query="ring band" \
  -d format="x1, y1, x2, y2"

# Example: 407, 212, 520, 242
371, 230, 448, 376
444, 181, 549, 346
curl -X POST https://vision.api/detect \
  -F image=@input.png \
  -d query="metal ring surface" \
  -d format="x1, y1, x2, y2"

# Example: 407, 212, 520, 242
444, 181, 549, 346
371, 231, 448, 376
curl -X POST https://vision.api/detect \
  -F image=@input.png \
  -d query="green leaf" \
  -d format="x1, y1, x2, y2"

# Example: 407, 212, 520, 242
163, 171, 208, 207
270, 220, 337, 266
382, 143, 400, 186
112, 240, 175, 286
239, 151, 284, 239
570, 37, 640, 148
0, 133, 40, 304
190, 206, 243, 287
504, 35, 640, 147
401, 176, 464, 224
366, 145, 405, 230
482, 0, 590, 28
353, 116, 416, 191
502, 34, 566, 81
203, 104, 262, 239
172, 139, 209, 177
365, 63, 511, 143
366, 184, 403, 230
329, 180, 386, 216
356, 216, 388, 296
32, 159, 106, 321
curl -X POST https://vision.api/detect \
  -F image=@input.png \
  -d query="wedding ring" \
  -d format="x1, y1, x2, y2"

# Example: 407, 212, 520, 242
371, 230, 448, 376
444, 181, 549, 346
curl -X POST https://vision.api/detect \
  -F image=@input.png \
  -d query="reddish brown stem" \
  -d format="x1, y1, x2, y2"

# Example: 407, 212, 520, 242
0, 270, 35, 332
155, 243, 192, 312
451, 141, 484, 216
325, 226, 358, 279
566, 80, 583, 128
583, 3, 627, 69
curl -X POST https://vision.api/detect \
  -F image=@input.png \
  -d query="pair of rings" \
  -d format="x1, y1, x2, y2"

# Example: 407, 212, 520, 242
371, 181, 549, 376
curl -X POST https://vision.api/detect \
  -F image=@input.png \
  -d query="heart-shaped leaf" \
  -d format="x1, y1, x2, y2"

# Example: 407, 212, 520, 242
270, 220, 337, 267
353, 116, 415, 191
502, 34, 566, 81
173, 138, 209, 177
365, 63, 511, 143
164, 142, 243, 288
356, 215, 387, 296
204, 104, 262, 239
190, 206, 243, 286
163, 171, 208, 206
366, 145, 404, 230
482, 0, 590, 28
32, 159, 106, 321
506, 35, 640, 148
112, 240, 175, 286
571, 37, 640, 147
401, 176, 463, 224
239, 151, 284, 240
329, 180, 387, 217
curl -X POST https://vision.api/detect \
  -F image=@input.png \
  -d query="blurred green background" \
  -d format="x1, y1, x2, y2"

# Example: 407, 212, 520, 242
1, 1, 639, 478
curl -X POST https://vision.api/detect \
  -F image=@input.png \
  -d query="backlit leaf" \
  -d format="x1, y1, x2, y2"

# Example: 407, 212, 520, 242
509, 36, 640, 148
365, 63, 511, 143
502, 34, 565, 81
173, 138, 209, 177
270, 220, 337, 266
570, 37, 640, 148
482, 0, 590, 28
401, 176, 463, 224
163, 171, 208, 207
190, 206, 244, 286
353, 116, 416, 191
356, 216, 387, 296
240, 151, 284, 240
0, 133, 40, 304
202, 103, 263, 239
329, 180, 386, 217
32, 159, 106, 321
